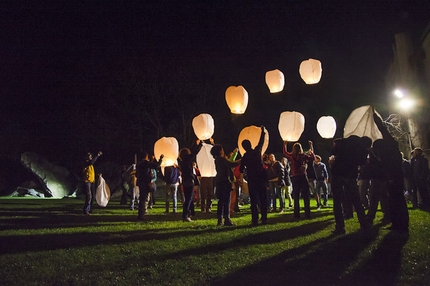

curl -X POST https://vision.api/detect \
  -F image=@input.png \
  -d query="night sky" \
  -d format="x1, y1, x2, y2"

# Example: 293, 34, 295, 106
2, 1, 430, 167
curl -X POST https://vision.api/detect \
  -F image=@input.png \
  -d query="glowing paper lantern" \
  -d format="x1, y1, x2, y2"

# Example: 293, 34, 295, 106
192, 113, 214, 140
317, 116, 337, 139
278, 111, 305, 141
225, 86, 248, 114
196, 143, 216, 177
238, 125, 269, 156
343, 105, 383, 142
265, 69, 285, 93
299, 58, 322, 84
154, 137, 179, 167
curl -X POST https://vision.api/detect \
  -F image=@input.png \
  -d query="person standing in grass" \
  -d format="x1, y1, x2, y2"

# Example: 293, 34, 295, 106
283, 140, 314, 219
313, 155, 329, 207
240, 126, 268, 226
136, 152, 163, 220
280, 157, 293, 209
82, 151, 102, 215
178, 140, 203, 222
329, 136, 370, 235
211, 145, 241, 226
266, 154, 285, 212
161, 165, 181, 213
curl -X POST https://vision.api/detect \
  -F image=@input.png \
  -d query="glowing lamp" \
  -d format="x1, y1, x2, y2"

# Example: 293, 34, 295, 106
265, 69, 285, 93
317, 116, 337, 139
196, 143, 217, 177
278, 111, 305, 141
192, 113, 214, 140
225, 85, 248, 114
238, 125, 269, 156
299, 58, 322, 84
154, 137, 179, 167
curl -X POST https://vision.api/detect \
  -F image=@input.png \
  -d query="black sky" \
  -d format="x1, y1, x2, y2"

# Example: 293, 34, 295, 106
1, 1, 430, 164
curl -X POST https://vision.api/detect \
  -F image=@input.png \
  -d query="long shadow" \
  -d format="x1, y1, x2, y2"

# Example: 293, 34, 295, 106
210, 227, 383, 286
159, 219, 334, 261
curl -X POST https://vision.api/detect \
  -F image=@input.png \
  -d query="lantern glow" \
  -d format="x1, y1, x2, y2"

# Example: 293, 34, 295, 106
237, 125, 269, 156
192, 113, 215, 140
154, 137, 179, 167
225, 86, 248, 114
317, 116, 337, 139
265, 69, 285, 93
299, 58, 322, 84
278, 111, 305, 141
196, 143, 217, 177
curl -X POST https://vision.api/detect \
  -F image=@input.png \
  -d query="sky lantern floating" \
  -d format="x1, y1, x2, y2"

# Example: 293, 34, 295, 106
278, 111, 305, 141
192, 113, 214, 140
225, 85, 248, 114
299, 58, 322, 84
154, 137, 179, 167
237, 125, 269, 156
343, 105, 383, 142
317, 116, 337, 139
196, 143, 217, 177
265, 69, 285, 93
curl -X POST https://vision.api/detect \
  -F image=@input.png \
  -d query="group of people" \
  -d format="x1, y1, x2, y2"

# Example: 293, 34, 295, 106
82, 112, 422, 234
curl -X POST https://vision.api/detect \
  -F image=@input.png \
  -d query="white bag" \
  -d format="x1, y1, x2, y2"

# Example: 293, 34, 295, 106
96, 176, 111, 207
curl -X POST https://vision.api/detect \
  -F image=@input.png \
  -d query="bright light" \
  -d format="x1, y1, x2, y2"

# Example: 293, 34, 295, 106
398, 98, 415, 111
394, 89, 404, 98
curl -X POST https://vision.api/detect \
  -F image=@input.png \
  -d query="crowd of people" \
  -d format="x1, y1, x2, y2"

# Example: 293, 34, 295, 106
82, 114, 429, 235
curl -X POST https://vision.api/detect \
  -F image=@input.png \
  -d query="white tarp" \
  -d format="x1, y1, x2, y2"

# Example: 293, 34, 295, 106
96, 176, 111, 207
343, 105, 383, 142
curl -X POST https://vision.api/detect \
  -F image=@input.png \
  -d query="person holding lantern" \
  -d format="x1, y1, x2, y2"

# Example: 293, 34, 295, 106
240, 126, 269, 226
283, 140, 314, 219
135, 152, 163, 220
178, 140, 203, 222
211, 145, 241, 226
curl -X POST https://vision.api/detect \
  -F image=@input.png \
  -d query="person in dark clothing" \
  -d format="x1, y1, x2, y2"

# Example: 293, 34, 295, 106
410, 147, 429, 209
313, 155, 329, 207
240, 126, 268, 226
366, 142, 390, 224
211, 144, 241, 226
161, 165, 181, 213
373, 112, 409, 233
82, 151, 102, 215
266, 154, 285, 212
283, 140, 314, 219
178, 140, 203, 222
329, 136, 370, 234
136, 152, 163, 220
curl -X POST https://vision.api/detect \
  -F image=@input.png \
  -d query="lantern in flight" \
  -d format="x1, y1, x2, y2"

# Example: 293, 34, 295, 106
196, 143, 217, 177
299, 58, 322, 84
192, 113, 214, 140
237, 125, 269, 156
265, 69, 285, 93
317, 116, 337, 139
225, 86, 248, 114
278, 111, 305, 141
154, 137, 179, 167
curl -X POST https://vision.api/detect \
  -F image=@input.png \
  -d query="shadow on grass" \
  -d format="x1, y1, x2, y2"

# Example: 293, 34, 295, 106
210, 226, 409, 286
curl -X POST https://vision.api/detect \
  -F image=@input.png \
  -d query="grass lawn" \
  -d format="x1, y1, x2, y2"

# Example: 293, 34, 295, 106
0, 196, 429, 286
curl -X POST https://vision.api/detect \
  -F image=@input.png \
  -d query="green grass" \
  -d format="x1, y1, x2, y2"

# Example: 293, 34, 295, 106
0, 197, 429, 286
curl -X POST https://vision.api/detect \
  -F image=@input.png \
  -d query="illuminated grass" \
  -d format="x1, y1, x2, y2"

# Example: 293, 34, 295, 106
0, 197, 429, 285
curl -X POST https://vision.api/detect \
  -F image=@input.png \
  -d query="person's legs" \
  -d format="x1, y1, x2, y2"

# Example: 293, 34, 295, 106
83, 182, 92, 214
182, 186, 194, 220
331, 175, 345, 232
